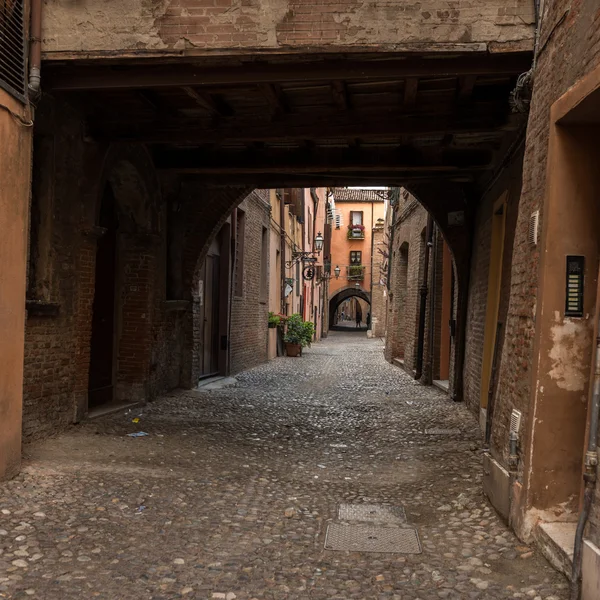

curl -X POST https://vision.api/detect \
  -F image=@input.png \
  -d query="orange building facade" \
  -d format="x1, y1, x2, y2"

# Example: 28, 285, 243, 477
327, 189, 386, 329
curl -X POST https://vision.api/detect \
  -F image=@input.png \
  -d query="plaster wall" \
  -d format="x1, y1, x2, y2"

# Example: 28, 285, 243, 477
41, 0, 534, 57
329, 200, 384, 300
0, 90, 32, 479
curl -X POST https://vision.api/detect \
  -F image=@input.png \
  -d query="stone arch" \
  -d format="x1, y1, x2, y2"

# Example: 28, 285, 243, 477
393, 182, 471, 402
329, 285, 371, 328
78, 143, 163, 415
176, 184, 253, 388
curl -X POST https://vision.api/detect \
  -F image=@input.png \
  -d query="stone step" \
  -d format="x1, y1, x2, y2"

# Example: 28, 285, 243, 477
533, 521, 576, 580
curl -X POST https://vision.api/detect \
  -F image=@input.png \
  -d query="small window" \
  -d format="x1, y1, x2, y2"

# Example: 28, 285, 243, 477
350, 211, 363, 225
350, 251, 362, 265
234, 210, 245, 297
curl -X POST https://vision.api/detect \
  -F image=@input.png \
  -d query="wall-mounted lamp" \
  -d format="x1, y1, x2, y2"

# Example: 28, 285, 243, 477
314, 232, 324, 253
334, 265, 341, 279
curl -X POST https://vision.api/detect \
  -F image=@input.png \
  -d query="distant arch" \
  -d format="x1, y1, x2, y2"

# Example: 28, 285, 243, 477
329, 286, 371, 328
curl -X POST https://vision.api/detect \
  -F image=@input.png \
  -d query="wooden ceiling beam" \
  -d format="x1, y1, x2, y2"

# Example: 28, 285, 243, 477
259, 83, 290, 114
179, 172, 476, 188
457, 75, 477, 101
403, 78, 419, 106
136, 89, 178, 118
182, 86, 234, 116
152, 146, 493, 174
92, 113, 512, 144
46, 53, 532, 91
331, 80, 351, 110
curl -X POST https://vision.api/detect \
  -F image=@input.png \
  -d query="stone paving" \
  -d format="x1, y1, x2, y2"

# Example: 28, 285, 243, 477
0, 333, 567, 599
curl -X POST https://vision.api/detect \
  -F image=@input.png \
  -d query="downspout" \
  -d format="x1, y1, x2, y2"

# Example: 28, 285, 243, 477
310, 188, 319, 336
28, 0, 43, 98
369, 200, 374, 331
280, 192, 286, 314
415, 214, 433, 380
426, 224, 438, 384
570, 314, 600, 599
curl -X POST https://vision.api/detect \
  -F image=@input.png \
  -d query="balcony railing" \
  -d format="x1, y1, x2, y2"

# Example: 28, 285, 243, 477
347, 227, 365, 240
347, 265, 365, 281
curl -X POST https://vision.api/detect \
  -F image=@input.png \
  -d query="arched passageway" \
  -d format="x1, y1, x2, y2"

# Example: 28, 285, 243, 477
329, 287, 371, 331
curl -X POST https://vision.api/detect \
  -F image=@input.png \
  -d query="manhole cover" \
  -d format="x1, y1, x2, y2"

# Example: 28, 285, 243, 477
338, 503, 406, 524
424, 428, 461, 435
325, 524, 421, 554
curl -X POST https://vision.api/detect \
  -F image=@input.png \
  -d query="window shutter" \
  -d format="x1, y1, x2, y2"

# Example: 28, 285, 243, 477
0, 0, 26, 102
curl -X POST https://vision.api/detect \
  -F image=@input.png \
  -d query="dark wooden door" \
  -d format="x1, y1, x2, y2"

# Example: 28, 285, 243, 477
88, 188, 118, 408
202, 255, 221, 377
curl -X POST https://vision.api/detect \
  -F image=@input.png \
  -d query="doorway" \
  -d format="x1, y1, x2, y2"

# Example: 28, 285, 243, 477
480, 194, 507, 425
437, 240, 453, 386
88, 185, 118, 409
202, 252, 221, 377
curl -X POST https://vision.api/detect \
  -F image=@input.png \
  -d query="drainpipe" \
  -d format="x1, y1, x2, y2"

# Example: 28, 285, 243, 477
310, 188, 319, 337
280, 191, 286, 314
369, 200, 374, 332
415, 214, 434, 380
570, 315, 600, 600
426, 224, 438, 384
28, 0, 43, 98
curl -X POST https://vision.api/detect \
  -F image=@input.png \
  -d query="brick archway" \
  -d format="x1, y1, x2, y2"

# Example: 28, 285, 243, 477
73, 144, 163, 418
329, 286, 371, 327
394, 183, 470, 402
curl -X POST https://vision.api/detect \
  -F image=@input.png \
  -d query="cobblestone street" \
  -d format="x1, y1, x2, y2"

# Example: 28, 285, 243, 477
0, 333, 567, 599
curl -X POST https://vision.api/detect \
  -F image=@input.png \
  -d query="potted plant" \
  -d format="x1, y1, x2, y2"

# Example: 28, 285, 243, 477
347, 223, 366, 239
268, 312, 280, 329
284, 313, 313, 357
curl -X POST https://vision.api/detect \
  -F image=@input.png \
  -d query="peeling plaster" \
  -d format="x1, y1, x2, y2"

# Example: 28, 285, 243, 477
43, 0, 169, 52
548, 317, 591, 392
42, 0, 534, 54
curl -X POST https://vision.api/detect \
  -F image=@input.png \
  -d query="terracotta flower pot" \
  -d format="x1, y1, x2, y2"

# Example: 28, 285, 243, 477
285, 342, 302, 357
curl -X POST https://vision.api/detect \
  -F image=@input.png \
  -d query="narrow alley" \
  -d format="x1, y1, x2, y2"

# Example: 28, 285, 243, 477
0, 334, 566, 600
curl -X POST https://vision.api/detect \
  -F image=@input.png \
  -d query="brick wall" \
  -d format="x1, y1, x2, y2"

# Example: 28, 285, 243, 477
384, 192, 428, 374
22, 94, 258, 441
370, 224, 387, 338
42, 0, 534, 56
484, 0, 600, 537
229, 191, 270, 375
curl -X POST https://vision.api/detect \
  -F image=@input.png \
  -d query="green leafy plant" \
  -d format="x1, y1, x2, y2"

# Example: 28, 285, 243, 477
348, 265, 364, 279
268, 312, 280, 328
284, 314, 314, 348
302, 320, 315, 347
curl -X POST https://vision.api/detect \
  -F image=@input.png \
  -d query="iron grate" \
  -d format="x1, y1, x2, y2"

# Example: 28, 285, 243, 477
338, 503, 406, 524
325, 523, 422, 554
0, 0, 27, 102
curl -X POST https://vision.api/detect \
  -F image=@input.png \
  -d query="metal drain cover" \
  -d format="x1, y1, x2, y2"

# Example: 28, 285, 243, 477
338, 503, 406, 524
324, 523, 421, 554
424, 428, 460, 435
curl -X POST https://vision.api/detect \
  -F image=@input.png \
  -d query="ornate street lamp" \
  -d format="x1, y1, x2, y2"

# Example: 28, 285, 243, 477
334, 265, 341, 279
314, 232, 324, 253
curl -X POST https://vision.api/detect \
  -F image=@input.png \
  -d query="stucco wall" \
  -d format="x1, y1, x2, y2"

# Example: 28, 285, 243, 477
41, 0, 534, 57
0, 90, 32, 479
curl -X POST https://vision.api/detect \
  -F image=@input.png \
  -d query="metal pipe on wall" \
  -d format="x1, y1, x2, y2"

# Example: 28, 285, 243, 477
28, 0, 43, 97
426, 224, 438, 383
415, 214, 434, 380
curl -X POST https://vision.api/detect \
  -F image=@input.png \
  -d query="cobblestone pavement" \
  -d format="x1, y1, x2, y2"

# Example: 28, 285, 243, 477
1, 333, 567, 599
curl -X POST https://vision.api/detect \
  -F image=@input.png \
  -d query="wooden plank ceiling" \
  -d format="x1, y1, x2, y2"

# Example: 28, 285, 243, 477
45, 52, 531, 189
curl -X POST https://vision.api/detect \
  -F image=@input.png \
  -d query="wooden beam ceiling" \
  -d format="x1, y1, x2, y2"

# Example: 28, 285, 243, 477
45, 53, 531, 91
181, 86, 234, 116
91, 112, 516, 144
153, 146, 493, 174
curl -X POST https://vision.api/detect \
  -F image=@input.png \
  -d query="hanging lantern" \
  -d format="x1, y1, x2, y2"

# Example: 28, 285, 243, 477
314, 231, 324, 253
